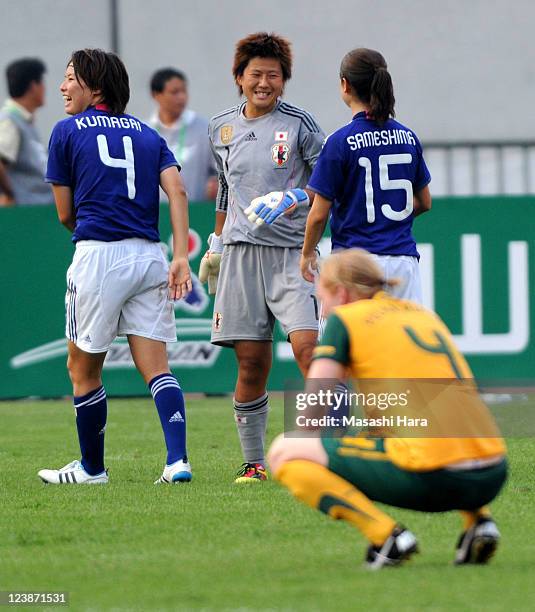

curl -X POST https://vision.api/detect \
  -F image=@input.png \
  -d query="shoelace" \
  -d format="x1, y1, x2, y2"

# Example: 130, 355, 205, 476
236, 462, 263, 477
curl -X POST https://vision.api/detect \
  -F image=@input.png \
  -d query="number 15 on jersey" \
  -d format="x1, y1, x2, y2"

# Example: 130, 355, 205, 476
359, 153, 413, 223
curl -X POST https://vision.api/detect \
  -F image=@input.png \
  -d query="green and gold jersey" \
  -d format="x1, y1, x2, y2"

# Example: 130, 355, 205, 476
315, 291, 472, 379
313, 292, 506, 471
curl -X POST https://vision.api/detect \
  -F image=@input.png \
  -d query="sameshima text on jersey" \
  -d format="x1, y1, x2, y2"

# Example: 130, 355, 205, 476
347, 128, 416, 151
75, 115, 142, 132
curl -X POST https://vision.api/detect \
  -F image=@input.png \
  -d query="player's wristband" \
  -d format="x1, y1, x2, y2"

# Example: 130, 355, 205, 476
208, 232, 224, 254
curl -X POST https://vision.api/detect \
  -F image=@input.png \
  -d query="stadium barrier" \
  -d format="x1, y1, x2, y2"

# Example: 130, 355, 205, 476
1, 197, 533, 399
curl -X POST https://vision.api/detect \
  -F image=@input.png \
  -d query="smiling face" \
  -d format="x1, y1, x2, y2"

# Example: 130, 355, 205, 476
60, 63, 99, 115
236, 57, 284, 118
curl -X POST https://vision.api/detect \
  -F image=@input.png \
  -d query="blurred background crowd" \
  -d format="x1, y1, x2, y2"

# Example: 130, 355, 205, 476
1, 0, 534, 205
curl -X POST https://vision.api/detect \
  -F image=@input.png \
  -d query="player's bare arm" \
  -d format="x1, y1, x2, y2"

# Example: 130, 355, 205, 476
214, 210, 226, 235
160, 166, 192, 300
413, 184, 432, 217
51, 184, 76, 231
290, 357, 346, 429
304, 188, 316, 207
301, 193, 332, 282
307, 356, 344, 381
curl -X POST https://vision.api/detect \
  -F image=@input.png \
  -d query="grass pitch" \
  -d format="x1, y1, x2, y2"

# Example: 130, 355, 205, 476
1, 395, 535, 611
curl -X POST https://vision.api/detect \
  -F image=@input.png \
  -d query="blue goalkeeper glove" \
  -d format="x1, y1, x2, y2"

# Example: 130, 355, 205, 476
244, 188, 310, 226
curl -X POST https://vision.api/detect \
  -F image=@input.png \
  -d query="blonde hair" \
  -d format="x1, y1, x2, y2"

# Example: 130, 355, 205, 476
321, 249, 400, 298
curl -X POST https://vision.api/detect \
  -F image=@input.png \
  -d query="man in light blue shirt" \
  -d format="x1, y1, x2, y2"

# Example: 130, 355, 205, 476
0, 57, 51, 206
148, 68, 217, 203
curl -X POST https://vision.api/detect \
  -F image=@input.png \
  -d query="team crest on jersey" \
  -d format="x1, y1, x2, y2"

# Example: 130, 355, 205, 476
271, 143, 291, 167
220, 125, 233, 145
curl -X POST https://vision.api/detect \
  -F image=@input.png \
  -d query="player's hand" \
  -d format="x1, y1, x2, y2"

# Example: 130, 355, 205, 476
169, 256, 192, 300
244, 188, 309, 226
300, 251, 319, 283
198, 233, 224, 295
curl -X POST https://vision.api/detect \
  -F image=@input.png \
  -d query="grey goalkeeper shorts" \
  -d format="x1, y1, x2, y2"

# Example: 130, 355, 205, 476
211, 243, 319, 347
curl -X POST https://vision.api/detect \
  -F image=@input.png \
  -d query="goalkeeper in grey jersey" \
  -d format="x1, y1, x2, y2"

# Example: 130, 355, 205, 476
199, 32, 325, 483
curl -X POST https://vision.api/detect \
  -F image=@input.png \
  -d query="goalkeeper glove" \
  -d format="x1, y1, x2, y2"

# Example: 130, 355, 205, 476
198, 232, 224, 295
244, 188, 309, 226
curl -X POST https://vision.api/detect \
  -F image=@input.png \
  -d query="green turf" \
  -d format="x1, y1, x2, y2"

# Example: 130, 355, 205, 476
1, 396, 534, 611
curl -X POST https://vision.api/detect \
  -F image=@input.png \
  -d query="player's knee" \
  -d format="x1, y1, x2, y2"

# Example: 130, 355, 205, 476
66, 353, 78, 384
292, 341, 316, 373
66, 353, 100, 388
237, 355, 270, 387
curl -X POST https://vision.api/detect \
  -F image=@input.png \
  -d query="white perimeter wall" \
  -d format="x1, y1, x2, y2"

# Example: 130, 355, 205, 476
1, 0, 534, 146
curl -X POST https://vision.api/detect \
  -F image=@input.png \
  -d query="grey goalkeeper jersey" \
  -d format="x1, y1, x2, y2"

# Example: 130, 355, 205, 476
209, 99, 325, 248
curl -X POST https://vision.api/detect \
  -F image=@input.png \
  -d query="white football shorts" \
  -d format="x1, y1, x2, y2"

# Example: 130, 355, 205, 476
65, 238, 176, 353
316, 255, 420, 340
372, 254, 422, 303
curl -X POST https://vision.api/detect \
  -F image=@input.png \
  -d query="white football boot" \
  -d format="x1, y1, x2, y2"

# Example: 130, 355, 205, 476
38, 460, 108, 484
365, 525, 419, 569
154, 458, 192, 484
454, 518, 500, 565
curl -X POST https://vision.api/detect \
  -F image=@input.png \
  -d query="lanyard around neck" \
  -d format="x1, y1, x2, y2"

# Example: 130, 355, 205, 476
156, 118, 187, 164
174, 122, 187, 165
5, 101, 30, 122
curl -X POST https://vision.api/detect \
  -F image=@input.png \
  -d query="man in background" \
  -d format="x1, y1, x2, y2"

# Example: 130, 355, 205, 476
148, 68, 217, 202
0, 57, 51, 206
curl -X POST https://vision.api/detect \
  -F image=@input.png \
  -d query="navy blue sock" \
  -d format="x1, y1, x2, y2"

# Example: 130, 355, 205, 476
74, 386, 107, 476
149, 373, 187, 465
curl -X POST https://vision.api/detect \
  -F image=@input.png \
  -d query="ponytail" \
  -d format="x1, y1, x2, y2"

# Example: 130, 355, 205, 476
340, 48, 395, 125
370, 66, 395, 125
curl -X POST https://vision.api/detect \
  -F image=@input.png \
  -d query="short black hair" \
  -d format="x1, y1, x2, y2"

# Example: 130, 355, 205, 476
150, 68, 188, 94
6, 58, 46, 98
70, 49, 129, 114
233, 32, 292, 94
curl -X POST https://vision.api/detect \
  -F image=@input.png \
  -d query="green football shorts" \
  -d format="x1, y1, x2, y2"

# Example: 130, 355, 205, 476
322, 435, 507, 512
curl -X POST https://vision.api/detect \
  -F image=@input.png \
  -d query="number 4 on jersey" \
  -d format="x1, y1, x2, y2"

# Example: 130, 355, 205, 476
97, 134, 136, 199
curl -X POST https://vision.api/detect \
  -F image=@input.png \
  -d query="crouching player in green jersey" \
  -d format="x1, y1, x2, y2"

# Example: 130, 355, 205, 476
268, 249, 507, 569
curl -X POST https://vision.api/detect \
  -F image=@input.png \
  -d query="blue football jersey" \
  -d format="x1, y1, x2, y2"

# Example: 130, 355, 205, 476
308, 112, 431, 257
46, 106, 179, 242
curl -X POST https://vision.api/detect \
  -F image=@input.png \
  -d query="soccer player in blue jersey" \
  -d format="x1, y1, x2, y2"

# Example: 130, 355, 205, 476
38, 49, 193, 485
300, 48, 432, 302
